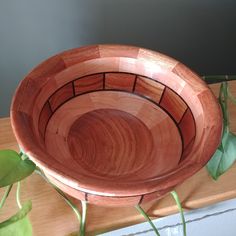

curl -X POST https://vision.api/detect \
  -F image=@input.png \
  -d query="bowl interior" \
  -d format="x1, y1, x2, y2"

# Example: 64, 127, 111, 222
11, 45, 222, 203
38, 72, 195, 182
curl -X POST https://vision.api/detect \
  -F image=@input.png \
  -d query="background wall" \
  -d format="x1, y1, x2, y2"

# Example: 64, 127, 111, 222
0, 0, 236, 117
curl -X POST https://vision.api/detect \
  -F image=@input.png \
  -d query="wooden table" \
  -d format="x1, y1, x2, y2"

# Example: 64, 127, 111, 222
1, 82, 236, 236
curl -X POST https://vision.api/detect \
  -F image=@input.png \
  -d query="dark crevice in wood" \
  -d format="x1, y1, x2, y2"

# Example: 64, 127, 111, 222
39, 72, 196, 159
178, 107, 189, 125
72, 81, 76, 96
158, 86, 166, 105
132, 75, 138, 92
138, 195, 144, 205
103, 73, 106, 90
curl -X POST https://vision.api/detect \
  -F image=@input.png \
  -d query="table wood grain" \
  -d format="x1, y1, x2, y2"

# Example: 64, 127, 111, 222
1, 81, 236, 236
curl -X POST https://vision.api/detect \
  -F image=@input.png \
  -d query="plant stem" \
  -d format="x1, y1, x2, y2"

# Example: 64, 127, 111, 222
35, 169, 82, 235
53, 185, 82, 225
219, 82, 229, 129
171, 191, 186, 236
16, 182, 22, 209
223, 82, 229, 128
135, 205, 160, 236
0, 184, 13, 210
79, 201, 87, 236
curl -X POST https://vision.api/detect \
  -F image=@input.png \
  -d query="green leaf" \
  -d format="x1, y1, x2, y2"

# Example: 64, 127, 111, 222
0, 201, 32, 236
0, 150, 36, 187
219, 82, 229, 127
0, 201, 32, 228
207, 131, 236, 180
0, 185, 13, 210
206, 81, 236, 180
0, 217, 32, 236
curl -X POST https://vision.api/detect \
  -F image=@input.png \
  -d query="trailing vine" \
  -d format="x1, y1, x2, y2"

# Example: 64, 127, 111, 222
0, 75, 236, 235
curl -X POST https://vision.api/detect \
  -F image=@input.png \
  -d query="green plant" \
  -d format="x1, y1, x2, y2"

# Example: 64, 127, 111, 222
0, 151, 87, 236
171, 191, 186, 236
0, 150, 35, 236
35, 168, 86, 236
207, 81, 236, 180
135, 204, 161, 236
135, 191, 186, 236
1, 75, 236, 236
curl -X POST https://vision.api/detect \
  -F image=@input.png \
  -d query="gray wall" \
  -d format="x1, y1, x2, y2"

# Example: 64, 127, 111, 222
1, 0, 236, 117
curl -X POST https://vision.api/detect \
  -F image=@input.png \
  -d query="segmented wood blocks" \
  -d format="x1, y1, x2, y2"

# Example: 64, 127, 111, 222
11, 45, 222, 206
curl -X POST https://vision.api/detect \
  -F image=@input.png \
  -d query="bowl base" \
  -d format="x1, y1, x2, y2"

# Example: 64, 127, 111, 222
68, 108, 154, 178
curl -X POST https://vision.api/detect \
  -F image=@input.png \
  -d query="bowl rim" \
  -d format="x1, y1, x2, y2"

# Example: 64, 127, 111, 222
10, 44, 222, 197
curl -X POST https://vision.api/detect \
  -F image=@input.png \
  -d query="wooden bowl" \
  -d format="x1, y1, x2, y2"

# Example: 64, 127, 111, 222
11, 45, 222, 206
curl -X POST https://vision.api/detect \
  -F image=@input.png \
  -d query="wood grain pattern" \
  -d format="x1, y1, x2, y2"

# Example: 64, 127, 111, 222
43, 91, 182, 204
134, 76, 165, 103
49, 82, 74, 111
179, 108, 196, 149
172, 62, 207, 94
10, 45, 222, 206
181, 138, 195, 162
160, 87, 187, 123
1, 91, 236, 236
99, 44, 139, 59
62, 45, 100, 67
67, 109, 154, 178
0, 77, 236, 236
74, 74, 103, 95
105, 73, 136, 91
38, 102, 52, 138
26, 54, 66, 80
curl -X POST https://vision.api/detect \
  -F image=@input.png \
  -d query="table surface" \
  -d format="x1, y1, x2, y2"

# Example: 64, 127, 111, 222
1, 82, 236, 236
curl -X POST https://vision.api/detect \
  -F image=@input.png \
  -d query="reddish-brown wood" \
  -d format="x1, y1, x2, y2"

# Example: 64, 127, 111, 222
160, 87, 187, 123
105, 73, 136, 91
49, 82, 74, 111
38, 102, 52, 139
179, 108, 196, 149
134, 76, 165, 103
10, 45, 222, 206
44, 92, 182, 190
74, 74, 103, 95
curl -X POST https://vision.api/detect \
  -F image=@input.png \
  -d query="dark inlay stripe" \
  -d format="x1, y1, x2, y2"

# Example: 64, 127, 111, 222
47, 100, 53, 113
178, 135, 196, 164
39, 71, 197, 161
72, 81, 76, 96
179, 108, 195, 149
103, 73, 105, 90
178, 107, 188, 125
74, 74, 104, 95
138, 195, 144, 205
159, 86, 166, 104
46, 71, 190, 112
105, 73, 136, 92
49, 82, 74, 112
132, 75, 138, 92
160, 87, 188, 123
38, 101, 53, 138
134, 76, 165, 103
44, 89, 184, 160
